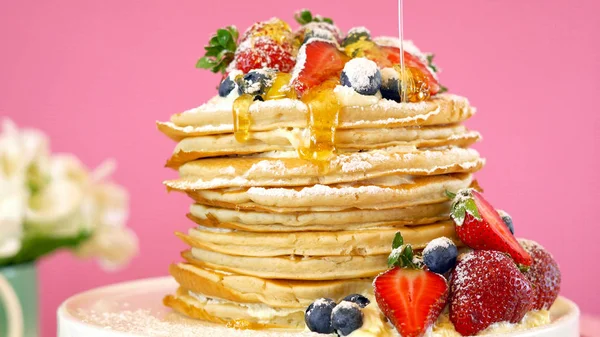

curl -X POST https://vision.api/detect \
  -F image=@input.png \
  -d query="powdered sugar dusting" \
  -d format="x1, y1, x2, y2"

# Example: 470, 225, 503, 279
342, 58, 380, 92
423, 237, 454, 255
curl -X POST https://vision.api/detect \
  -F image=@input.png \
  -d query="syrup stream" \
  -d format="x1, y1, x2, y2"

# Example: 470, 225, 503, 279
398, 0, 407, 103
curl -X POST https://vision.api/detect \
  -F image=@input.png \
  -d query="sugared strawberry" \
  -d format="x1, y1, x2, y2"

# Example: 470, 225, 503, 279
290, 39, 349, 95
374, 268, 448, 337
374, 233, 448, 337
519, 239, 561, 310
448, 189, 533, 266
450, 250, 534, 336
234, 37, 295, 73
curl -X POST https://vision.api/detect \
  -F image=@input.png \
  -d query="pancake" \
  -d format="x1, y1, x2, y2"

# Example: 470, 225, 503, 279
164, 287, 305, 330
188, 202, 452, 232
184, 248, 388, 280
169, 263, 372, 308
166, 147, 484, 190
186, 173, 473, 212
178, 221, 459, 257
165, 125, 480, 167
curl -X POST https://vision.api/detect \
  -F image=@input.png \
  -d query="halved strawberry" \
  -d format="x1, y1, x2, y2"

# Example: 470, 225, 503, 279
519, 239, 561, 310
374, 268, 448, 337
374, 233, 448, 337
448, 189, 533, 266
290, 40, 349, 95
450, 250, 534, 335
371, 46, 441, 95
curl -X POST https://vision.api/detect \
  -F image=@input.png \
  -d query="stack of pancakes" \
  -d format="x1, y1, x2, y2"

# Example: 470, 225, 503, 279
158, 93, 485, 330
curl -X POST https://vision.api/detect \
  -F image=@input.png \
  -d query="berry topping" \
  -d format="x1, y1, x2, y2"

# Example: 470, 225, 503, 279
498, 209, 515, 234
448, 189, 533, 266
291, 39, 349, 95
449, 250, 534, 336
423, 237, 458, 275
218, 70, 242, 97
342, 294, 370, 308
234, 37, 295, 73
374, 268, 448, 337
380, 67, 402, 102
375, 233, 448, 337
340, 58, 382, 96
519, 239, 561, 310
305, 298, 336, 334
342, 27, 372, 47
236, 69, 276, 96
331, 301, 364, 336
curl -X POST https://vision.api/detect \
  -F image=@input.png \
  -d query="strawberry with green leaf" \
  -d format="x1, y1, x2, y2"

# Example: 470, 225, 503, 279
374, 233, 449, 337
447, 189, 532, 266
196, 26, 239, 74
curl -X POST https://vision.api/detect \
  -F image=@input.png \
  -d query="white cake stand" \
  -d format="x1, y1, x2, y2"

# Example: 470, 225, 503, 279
57, 276, 580, 337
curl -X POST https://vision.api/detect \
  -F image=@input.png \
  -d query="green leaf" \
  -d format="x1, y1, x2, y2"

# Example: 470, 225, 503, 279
392, 232, 404, 249
0, 230, 91, 267
217, 28, 232, 48
445, 190, 457, 200
196, 57, 216, 69
464, 198, 482, 221
387, 244, 419, 269
323, 17, 334, 24
438, 84, 448, 94
295, 9, 334, 25
426, 54, 438, 73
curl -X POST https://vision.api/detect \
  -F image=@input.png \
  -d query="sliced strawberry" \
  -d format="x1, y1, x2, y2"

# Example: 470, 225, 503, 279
374, 268, 448, 337
450, 250, 534, 335
449, 189, 533, 266
234, 37, 295, 73
519, 239, 561, 310
371, 46, 441, 95
291, 40, 349, 95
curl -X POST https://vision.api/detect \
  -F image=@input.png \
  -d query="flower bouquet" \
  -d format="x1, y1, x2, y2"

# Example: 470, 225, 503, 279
0, 119, 137, 337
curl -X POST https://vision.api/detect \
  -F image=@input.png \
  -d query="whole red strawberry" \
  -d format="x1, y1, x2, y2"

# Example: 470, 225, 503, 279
234, 37, 296, 73
448, 189, 533, 266
519, 239, 561, 310
374, 233, 448, 337
450, 250, 534, 336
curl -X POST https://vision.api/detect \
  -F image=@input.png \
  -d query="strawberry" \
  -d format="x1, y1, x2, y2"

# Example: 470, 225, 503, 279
290, 39, 349, 95
375, 268, 448, 337
241, 18, 293, 46
234, 37, 295, 73
519, 239, 561, 310
448, 189, 533, 266
367, 46, 441, 95
450, 250, 535, 336
374, 233, 448, 337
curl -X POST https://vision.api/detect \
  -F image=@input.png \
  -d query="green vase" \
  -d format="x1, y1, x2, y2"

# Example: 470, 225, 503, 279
0, 263, 38, 337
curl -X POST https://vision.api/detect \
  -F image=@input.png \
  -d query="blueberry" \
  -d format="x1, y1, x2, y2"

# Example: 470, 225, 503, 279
380, 67, 402, 102
218, 70, 242, 97
237, 69, 276, 96
423, 237, 458, 275
340, 58, 381, 96
498, 210, 515, 234
342, 294, 370, 308
305, 298, 336, 334
331, 301, 363, 336
341, 27, 371, 47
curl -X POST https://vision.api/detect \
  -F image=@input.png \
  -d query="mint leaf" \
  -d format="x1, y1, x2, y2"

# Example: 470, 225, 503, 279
445, 190, 456, 200
392, 232, 404, 249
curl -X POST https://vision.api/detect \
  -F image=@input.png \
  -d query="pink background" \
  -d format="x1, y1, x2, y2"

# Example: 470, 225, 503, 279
1, 0, 599, 335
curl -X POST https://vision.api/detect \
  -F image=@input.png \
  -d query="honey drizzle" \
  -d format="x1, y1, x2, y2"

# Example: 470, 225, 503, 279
298, 79, 341, 167
232, 94, 253, 142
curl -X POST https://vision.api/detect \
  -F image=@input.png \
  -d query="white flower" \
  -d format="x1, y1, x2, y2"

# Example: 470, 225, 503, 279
0, 119, 49, 258
0, 119, 137, 270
